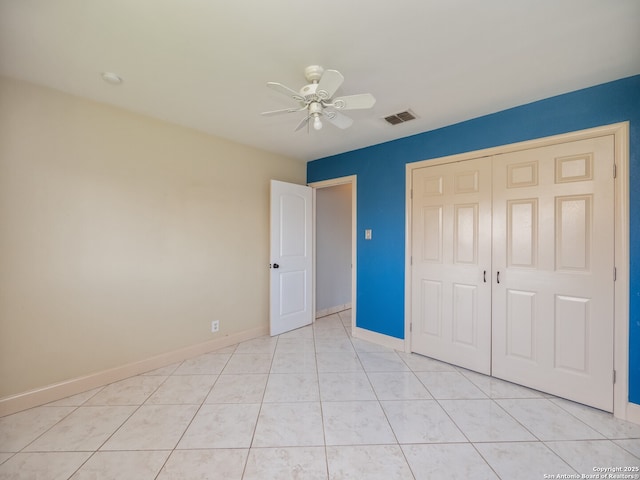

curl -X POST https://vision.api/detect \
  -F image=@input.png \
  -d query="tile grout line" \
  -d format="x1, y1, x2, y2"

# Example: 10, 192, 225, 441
241, 334, 279, 480
3, 309, 640, 478
315, 316, 331, 480
63, 370, 175, 479
360, 349, 418, 480
152, 347, 234, 479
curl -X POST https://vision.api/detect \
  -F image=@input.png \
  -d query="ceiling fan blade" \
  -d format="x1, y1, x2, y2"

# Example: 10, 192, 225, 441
316, 69, 344, 100
331, 93, 376, 110
267, 82, 304, 102
294, 114, 311, 132
323, 111, 353, 129
261, 106, 307, 116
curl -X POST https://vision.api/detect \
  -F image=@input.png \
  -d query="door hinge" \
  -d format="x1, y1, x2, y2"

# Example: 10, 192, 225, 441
613, 370, 617, 384
409, 323, 412, 333
613, 163, 617, 179
410, 189, 413, 199
614, 267, 617, 281
410, 256, 413, 265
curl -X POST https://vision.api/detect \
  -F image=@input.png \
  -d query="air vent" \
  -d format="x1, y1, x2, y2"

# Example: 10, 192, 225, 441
383, 110, 417, 125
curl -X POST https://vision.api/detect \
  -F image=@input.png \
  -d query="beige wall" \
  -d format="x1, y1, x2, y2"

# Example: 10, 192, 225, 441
0, 76, 305, 398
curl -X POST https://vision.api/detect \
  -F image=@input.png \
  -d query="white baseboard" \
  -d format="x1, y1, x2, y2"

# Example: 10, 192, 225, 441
624, 401, 640, 425
316, 303, 352, 319
353, 326, 405, 351
0, 325, 268, 417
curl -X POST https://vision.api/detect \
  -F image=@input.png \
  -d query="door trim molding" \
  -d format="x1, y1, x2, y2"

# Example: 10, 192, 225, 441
405, 122, 631, 421
309, 175, 357, 336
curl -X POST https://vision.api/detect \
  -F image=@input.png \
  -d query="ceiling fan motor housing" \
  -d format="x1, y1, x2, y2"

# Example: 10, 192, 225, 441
304, 65, 324, 83
300, 83, 321, 102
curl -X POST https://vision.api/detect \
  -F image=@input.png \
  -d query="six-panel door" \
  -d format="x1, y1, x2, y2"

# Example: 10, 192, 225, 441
411, 135, 615, 411
411, 158, 492, 374
492, 136, 614, 411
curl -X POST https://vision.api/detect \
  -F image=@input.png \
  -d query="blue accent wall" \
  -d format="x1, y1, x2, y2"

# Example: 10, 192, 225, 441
307, 75, 640, 405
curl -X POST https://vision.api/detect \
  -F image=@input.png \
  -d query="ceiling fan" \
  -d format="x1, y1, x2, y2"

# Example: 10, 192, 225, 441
261, 65, 376, 132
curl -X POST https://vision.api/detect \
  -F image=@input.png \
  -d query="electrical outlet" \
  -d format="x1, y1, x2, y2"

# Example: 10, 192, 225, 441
211, 320, 219, 333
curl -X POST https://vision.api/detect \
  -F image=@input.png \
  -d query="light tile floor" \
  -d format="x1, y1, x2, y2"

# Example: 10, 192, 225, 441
1, 309, 639, 479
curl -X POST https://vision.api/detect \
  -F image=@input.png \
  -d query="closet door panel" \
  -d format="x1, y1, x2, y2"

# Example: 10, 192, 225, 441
411, 159, 492, 374
492, 135, 615, 412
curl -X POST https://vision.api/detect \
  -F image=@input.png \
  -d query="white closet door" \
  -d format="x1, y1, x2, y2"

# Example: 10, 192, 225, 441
411, 158, 492, 374
491, 135, 615, 411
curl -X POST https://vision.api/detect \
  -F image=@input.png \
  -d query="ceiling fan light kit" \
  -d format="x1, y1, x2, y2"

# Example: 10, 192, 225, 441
261, 65, 376, 132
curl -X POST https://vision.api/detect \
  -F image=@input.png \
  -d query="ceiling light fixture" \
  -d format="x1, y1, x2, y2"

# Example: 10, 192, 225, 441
309, 102, 323, 131
101, 72, 123, 85
313, 114, 323, 131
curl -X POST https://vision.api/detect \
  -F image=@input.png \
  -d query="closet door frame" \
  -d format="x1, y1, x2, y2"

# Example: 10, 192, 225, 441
404, 122, 631, 422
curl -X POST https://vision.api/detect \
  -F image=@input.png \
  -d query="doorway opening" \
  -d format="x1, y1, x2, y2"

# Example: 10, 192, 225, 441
310, 176, 357, 334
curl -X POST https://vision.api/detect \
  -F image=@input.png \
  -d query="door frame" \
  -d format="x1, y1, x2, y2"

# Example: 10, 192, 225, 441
405, 122, 632, 422
309, 175, 357, 334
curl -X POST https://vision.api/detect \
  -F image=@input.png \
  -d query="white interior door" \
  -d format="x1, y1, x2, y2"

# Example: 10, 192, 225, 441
411, 158, 493, 374
270, 180, 313, 336
491, 136, 615, 411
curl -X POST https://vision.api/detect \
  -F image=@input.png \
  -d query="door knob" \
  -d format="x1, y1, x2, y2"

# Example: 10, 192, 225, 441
273, 263, 280, 269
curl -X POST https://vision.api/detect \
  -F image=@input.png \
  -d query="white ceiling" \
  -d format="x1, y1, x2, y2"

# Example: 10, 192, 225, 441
1, 1, 639, 162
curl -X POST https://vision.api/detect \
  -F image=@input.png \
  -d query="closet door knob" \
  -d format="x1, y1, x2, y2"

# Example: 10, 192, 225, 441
497, 271, 500, 284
